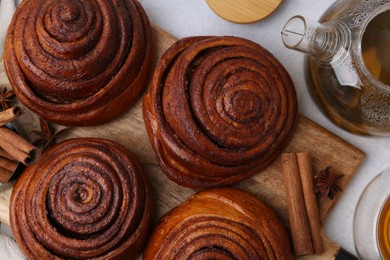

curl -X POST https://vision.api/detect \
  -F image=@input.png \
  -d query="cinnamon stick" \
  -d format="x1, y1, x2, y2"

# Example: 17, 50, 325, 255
282, 153, 314, 255
0, 156, 18, 183
0, 147, 17, 161
297, 153, 323, 254
0, 166, 13, 183
0, 156, 18, 172
0, 127, 41, 165
0, 106, 22, 126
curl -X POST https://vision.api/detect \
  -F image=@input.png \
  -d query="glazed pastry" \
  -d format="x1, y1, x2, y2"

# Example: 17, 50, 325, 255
143, 36, 297, 188
10, 138, 153, 259
144, 188, 293, 259
4, 0, 153, 126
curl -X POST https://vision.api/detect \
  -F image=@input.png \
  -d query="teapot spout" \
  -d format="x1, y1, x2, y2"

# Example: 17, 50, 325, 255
281, 15, 351, 67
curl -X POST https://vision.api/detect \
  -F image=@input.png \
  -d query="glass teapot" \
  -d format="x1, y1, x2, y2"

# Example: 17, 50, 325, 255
281, 0, 390, 135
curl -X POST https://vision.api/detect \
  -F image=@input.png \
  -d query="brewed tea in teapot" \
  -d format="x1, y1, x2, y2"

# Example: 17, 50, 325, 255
282, 0, 390, 135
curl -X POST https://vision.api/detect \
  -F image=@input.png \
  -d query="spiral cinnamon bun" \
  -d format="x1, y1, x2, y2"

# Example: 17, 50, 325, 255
143, 36, 297, 188
144, 188, 293, 259
10, 138, 153, 259
4, 0, 153, 126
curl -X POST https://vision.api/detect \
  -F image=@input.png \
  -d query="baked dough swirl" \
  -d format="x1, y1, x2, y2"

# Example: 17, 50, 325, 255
144, 188, 293, 260
143, 36, 297, 188
10, 138, 153, 259
4, 0, 153, 126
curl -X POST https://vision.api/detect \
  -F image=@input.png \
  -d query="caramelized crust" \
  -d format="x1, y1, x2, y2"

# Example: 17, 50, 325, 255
4, 0, 153, 126
144, 188, 293, 260
143, 36, 298, 188
10, 138, 153, 260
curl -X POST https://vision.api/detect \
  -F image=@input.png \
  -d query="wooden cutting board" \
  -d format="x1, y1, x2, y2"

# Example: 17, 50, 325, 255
206, 0, 283, 23
0, 26, 365, 258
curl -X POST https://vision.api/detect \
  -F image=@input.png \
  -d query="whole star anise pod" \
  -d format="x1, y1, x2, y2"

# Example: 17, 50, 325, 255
315, 166, 344, 200
0, 86, 16, 110
33, 117, 72, 150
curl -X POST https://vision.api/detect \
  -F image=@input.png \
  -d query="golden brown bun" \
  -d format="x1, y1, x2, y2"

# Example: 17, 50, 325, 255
10, 138, 153, 260
144, 188, 293, 259
143, 36, 297, 189
4, 0, 153, 126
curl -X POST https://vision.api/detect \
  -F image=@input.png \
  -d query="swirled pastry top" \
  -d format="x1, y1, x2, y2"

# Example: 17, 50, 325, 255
10, 138, 153, 259
143, 36, 298, 189
4, 0, 153, 126
144, 188, 294, 259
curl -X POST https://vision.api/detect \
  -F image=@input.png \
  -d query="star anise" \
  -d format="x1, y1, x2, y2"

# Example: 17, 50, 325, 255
315, 166, 344, 200
0, 86, 16, 110
33, 117, 72, 150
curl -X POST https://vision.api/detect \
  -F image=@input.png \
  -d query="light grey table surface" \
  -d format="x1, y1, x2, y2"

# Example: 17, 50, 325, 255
137, 0, 390, 256
0, 0, 388, 258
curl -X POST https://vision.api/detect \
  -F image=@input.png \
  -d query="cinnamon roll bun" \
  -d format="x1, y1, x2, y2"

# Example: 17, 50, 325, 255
144, 188, 293, 259
10, 138, 153, 259
143, 36, 297, 188
4, 0, 153, 126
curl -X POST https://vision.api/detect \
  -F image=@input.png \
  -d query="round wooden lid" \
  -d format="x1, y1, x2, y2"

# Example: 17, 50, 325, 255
206, 0, 283, 24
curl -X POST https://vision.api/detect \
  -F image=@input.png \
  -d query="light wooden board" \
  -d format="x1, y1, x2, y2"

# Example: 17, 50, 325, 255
206, 0, 283, 23
0, 26, 365, 258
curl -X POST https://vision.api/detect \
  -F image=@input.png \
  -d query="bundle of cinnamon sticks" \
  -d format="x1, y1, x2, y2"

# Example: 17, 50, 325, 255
0, 106, 41, 183
282, 152, 323, 256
